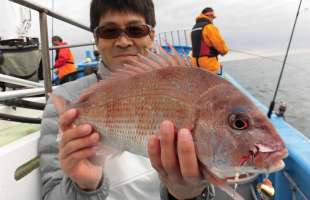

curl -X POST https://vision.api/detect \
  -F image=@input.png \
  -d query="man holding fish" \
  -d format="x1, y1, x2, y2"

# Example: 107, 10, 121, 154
38, 0, 287, 200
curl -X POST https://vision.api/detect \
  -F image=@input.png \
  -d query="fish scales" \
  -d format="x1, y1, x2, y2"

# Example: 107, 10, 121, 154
75, 67, 216, 156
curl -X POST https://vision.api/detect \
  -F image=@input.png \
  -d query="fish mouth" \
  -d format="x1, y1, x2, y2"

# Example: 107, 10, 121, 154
246, 143, 288, 169
266, 159, 286, 173
256, 148, 288, 168
264, 148, 288, 164
237, 145, 288, 176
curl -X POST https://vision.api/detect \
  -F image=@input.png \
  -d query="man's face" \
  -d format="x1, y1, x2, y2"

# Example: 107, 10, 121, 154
95, 11, 155, 71
52, 39, 60, 46
205, 11, 216, 22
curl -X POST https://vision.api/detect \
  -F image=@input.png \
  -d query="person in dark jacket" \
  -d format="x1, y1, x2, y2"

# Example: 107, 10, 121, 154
190, 7, 229, 73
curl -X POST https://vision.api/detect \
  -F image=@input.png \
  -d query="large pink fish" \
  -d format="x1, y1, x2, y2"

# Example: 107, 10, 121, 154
52, 48, 287, 199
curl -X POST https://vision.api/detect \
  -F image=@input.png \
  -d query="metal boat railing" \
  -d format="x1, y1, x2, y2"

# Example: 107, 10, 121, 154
2, 1, 192, 100
283, 171, 309, 200
0, 74, 44, 88
7, 0, 93, 99
156, 29, 191, 47
1, 0, 95, 182
0, 87, 57, 101
9, 0, 90, 32
1, 1, 98, 108
4, 0, 191, 100
50, 42, 95, 50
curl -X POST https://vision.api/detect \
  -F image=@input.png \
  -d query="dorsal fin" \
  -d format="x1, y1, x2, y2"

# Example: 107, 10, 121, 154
110, 44, 193, 76
77, 45, 195, 102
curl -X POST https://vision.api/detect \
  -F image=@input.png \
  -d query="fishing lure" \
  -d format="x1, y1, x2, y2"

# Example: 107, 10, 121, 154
257, 178, 275, 200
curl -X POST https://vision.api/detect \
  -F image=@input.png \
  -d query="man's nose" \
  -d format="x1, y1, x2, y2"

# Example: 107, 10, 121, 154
115, 33, 133, 48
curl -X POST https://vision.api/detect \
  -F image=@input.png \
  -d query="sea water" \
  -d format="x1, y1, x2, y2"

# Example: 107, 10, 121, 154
223, 50, 310, 138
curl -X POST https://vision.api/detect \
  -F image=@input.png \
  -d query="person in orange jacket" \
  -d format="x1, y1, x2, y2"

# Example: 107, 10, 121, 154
190, 7, 229, 73
52, 36, 77, 80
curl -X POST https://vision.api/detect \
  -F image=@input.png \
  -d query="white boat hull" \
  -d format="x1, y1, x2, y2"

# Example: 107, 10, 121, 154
0, 131, 41, 199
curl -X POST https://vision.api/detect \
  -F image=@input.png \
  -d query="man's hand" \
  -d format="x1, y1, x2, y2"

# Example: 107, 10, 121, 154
58, 108, 103, 190
148, 120, 207, 199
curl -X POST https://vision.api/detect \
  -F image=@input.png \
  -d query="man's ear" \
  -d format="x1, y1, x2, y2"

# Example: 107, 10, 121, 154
149, 30, 155, 42
94, 34, 99, 45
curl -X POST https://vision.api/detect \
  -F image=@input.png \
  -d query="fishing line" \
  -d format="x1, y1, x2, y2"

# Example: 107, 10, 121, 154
267, 0, 303, 118
229, 49, 298, 68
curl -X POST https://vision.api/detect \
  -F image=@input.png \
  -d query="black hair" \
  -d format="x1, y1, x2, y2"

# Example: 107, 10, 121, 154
51, 35, 63, 42
90, 0, 156, 32
202, 7, 214, 14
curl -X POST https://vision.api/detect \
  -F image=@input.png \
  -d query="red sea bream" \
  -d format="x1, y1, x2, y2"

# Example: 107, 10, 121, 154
52, 49, 288, 199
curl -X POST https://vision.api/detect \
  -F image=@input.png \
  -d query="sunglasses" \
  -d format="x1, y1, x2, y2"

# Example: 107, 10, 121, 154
94, 24, 153, 39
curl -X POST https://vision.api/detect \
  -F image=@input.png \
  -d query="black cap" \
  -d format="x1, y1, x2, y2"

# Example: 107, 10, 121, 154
202, 7, 214, 14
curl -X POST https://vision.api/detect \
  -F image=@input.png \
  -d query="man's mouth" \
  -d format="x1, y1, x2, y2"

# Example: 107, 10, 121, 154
113, 53, 137, 58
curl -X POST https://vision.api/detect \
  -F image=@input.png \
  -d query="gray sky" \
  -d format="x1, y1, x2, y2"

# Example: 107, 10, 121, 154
1, 0, 309, 60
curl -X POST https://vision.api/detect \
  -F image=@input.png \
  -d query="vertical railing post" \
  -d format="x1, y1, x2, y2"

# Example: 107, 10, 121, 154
184, 29, 188, 47
170, 31, 174, 45
177, 30, 181, 46
39, 11, 52, 98
158, 33, 162, 46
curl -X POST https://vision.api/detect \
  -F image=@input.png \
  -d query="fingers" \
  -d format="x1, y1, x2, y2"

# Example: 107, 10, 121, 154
148, 120, 179, 178
63, 146, 98, 169
148, 135, 167, 177
59, 109, 78, 131
148, 120, 202, 184
60, 132, 100, 159
177, 129, 200, 181
159, 121, 180, 179
60, 124, 92, 147
59, 124, 101, 173
58, 108, 101, 164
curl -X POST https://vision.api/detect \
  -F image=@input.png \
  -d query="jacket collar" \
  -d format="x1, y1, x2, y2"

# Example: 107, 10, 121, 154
98, 61, 112, 79
196, 13, 213, 24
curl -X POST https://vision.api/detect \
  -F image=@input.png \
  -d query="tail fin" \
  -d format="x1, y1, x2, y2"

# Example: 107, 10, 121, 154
49, 93, 70, 114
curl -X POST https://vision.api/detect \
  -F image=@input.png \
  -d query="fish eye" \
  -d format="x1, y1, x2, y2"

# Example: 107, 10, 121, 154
228, 113, 250, 130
